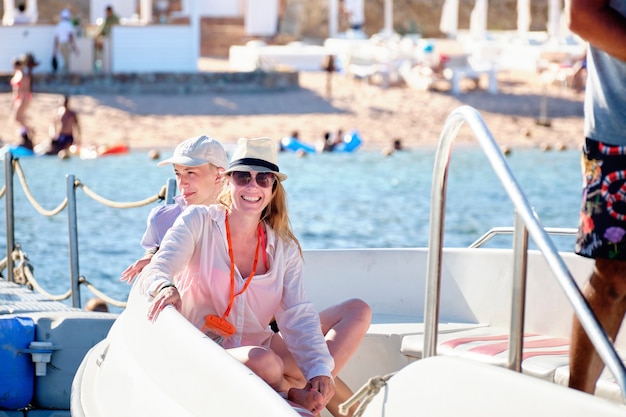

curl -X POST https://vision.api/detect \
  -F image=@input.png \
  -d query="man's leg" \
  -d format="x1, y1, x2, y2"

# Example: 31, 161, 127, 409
569, 258, 626, 392
60, 43, 71, 72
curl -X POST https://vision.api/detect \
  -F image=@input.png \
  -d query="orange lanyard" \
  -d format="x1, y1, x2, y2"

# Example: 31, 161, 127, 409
223, 215, 262, 318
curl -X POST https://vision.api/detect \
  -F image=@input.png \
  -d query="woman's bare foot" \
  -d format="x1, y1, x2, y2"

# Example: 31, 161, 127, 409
288, 387, 325, 415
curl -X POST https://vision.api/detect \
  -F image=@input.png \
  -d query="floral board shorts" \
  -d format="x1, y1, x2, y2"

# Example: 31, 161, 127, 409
576, 138, 626, 260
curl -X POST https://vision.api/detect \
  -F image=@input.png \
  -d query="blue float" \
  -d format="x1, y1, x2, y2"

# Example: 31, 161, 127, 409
334, 130, 362, 153
0, 316, 35, 409
280, 136, 317, 154
0, 144, 35, 157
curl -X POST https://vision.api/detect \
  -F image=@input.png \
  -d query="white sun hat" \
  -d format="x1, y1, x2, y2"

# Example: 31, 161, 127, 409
224, 137, 287, 181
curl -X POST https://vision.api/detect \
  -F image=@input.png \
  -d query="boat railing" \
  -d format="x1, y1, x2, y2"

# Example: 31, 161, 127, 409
422, 105, 626, 399
1, 152, 177, 309
469, 226, 578, 248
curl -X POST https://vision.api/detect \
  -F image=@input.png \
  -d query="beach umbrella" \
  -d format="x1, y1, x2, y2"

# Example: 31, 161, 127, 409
469, 0, 488, 38
25, 0, 38, 23
383, 0, 394, 35
328, 0, 339, 37
2, 0, 15, 25
547, 0, 562, 39
439, 0, 459, 39
517, 0, 531, 39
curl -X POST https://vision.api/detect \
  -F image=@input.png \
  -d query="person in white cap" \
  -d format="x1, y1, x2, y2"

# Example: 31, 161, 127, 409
138, 137, 370, 416
121, 135, 228, 284
52, 8, 79, 73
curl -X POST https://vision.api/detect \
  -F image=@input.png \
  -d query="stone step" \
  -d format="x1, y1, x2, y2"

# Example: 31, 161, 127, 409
0, 71, 299, 95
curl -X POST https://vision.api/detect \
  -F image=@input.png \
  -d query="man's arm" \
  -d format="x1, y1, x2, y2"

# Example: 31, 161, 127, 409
566, 0, 626, 61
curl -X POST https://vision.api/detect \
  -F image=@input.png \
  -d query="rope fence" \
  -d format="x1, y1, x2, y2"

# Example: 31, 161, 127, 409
1, 158, 172, 309
14, 159, 68, 216
77, 181, 167, 209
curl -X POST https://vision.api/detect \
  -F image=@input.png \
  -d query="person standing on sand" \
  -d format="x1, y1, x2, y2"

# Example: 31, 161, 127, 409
53, 9, 79, 73
566, 0, 626, 394
46, 95, 80, 155
95, 6, 119, 52
10, 54, 37, 150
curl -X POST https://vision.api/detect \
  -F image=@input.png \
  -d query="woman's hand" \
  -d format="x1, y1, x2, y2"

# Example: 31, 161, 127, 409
120, 256, 152, 284
147, 284, 181, 321
306, 376, 335, 414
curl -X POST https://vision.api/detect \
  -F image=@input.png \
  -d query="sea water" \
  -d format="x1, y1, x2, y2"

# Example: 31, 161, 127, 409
0, 147, 582, 311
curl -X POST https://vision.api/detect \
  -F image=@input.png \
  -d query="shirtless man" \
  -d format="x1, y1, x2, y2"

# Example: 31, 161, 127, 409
47, 95, 80, 155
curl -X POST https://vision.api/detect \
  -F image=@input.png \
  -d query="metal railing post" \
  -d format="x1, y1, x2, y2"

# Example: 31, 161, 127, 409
423, 105, 626, 399
423, 113, 463, 358
67, 175, 81, 308
4, 153, 15, 283
165, 178, 177, 204
508, 210, 528, 371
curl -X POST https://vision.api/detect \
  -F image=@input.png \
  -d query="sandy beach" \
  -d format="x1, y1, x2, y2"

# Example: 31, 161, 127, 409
0, 59, 585, 154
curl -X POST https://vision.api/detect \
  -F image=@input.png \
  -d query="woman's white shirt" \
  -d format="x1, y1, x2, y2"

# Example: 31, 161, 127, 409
137, 204, 334, 380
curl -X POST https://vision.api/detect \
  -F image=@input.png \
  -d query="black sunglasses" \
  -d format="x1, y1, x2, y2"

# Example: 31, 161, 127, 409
231, 171, 276, 188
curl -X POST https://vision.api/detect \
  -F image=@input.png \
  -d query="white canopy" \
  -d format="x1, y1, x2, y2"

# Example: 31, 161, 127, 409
547, 0, 562, 38
517, 0, 531, 37
2, 0, 15, 24
439, 0, 459, 38
469, 0, 488, 38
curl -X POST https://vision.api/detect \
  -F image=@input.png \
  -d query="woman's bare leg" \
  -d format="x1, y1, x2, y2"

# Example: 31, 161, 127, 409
319, 298, 371, 417
319, 299, 371, 375
268, 298, 371, 416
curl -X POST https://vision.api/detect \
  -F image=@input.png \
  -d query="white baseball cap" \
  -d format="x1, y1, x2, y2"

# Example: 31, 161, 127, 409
157, 135, 228, 169
60, 9, 71, 19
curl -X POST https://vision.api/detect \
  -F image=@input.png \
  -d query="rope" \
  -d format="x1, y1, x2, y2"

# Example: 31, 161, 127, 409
14, 160, 68, 216
79, 276, 128, 308
2, 164, 167, 308
8, 246, 128, 307
13, 247, 72, 301
24, 267, 72, 301
13, 160, 166, 214
76, 181, 167, 209
338, 372, 396, 417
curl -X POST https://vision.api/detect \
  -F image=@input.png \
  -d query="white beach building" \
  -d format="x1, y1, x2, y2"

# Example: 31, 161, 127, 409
0, 0, 279, 73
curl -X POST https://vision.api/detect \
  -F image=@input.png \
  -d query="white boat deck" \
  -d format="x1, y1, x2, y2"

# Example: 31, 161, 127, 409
4, 245, 626, 416
301, 248, 626, 411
